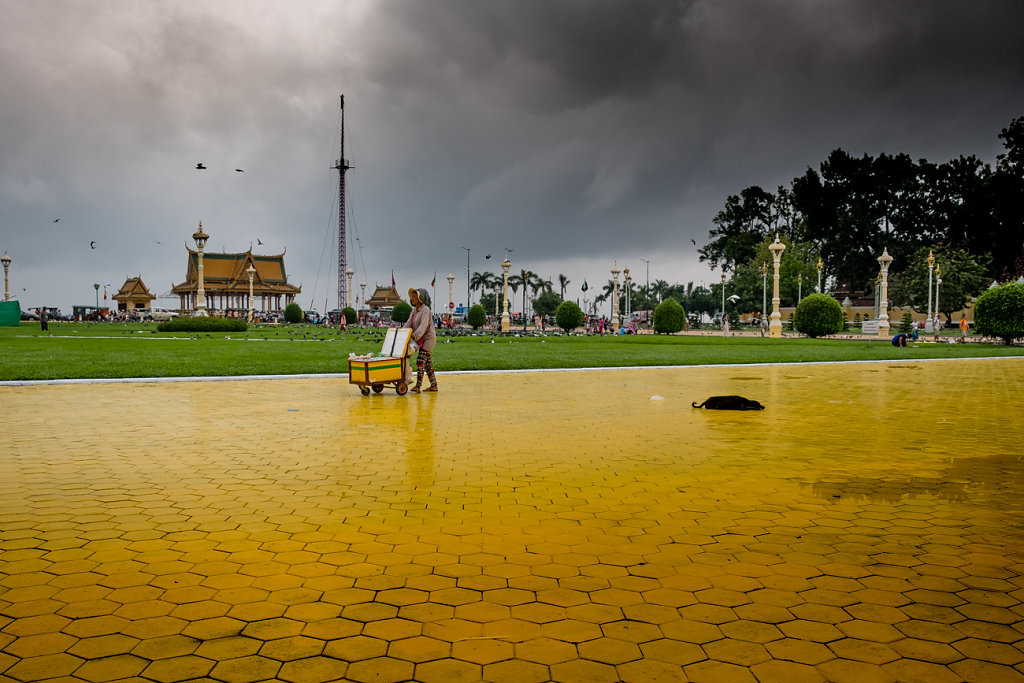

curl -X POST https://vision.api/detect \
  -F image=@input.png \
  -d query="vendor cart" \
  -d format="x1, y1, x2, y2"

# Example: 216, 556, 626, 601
348, 327, 413, 396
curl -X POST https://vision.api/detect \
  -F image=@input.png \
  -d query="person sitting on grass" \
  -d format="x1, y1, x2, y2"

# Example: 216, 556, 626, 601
891, 332, 909, 348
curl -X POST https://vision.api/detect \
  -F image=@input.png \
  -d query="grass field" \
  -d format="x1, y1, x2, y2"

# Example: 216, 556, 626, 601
2, 321, 1022, 380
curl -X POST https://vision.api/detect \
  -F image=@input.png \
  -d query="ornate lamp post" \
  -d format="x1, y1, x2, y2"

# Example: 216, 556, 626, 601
246, 263, 256, 323
94, 283, 100, 309
721, 270, 726, 326
345, 267, 355, 308
1, 252, 11, 301
768, 233, 786, 338
817, 256, 823, 293
877, 247, 893, 337
760, 262, 768, 323
192, 221, 209, 317
797, 273, 803, 304
360, 281, 367, 310
610, 262, 621, 334
500, 256, 511, 332
926, 249, 935, 332
446, 273, 455, 323
640, 257, 650, 308
935, 264, 942, 331
624, 267, 631, 320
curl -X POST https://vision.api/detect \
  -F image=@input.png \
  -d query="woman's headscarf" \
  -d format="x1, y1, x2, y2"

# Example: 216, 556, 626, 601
409, 288, 431, 307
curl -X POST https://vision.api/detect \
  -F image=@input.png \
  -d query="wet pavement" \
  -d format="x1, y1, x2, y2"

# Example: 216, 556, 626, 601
2, 359, 1023, 682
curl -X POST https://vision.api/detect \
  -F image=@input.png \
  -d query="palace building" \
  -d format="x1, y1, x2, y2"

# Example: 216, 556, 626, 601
171, 247, 301, 314
112, 276, 157, 312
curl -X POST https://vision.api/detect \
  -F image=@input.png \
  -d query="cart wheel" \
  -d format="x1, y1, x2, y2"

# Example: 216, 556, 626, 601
372, 384, 384, 393
396, 382, 409, 396
360, 386, 370, 396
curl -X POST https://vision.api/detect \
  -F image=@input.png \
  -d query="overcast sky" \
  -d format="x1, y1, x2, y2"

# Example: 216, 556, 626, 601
2, 0, 1024, 315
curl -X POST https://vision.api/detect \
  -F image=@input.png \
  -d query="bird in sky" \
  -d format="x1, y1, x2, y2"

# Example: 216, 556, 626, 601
90, 241, 96, 249
257, 239, 264, 245
235, 168, 244, 172
195, 163, 207, 170
52, 218, 59, 223
485, 254, 491, 259
690, 238, 696, 245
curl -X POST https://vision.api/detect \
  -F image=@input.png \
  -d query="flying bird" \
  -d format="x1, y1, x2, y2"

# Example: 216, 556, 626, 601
257, 239, 264, 245
53, 218, 60, 223
690, 239, 696, 245
485, 254, 491, 259
235, 168, 244, 172
195, 163, 207, 170
90, 241, 96, 249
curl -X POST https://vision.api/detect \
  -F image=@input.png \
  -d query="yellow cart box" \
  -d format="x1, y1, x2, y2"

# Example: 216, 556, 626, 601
348, 356, 405, 385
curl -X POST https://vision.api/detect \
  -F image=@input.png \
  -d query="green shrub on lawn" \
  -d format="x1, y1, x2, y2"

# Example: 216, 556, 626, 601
284, 303, 303, 324
792, 293, 844, 338
467, 305, 487, 329
555, 301, 584, 333
653, 298, 685, 334
343, 307, 357, 325
974, 282, 1024, 345
158, 316, 248, 333
391, 302, 412, 324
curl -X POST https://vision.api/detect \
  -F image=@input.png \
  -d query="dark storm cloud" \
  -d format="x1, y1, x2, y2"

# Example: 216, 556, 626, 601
1, 1, 1023, 313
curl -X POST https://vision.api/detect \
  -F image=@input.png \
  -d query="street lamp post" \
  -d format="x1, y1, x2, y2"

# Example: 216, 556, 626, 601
640, 257, 649, 309
797, 273, 803, 305
611, 262, 621, 334
94, 283, 100, 309
192, 221, 209, 317
345, 268, 355, 308
721, 271, 726, 324
246, 263, 256, 323
446, 273, 455, 323
761, 262, 767, 322
624, 268, 631, 320
877, 247, 893, 337
1, 252, 11, 301
461, 247, 470, 309
360, 281, 366, 311
768, 233, 786, 338
817, 256, 823, 293
935, 264, 942, 332
501, 256, 511, 332
926, 250, 935, 332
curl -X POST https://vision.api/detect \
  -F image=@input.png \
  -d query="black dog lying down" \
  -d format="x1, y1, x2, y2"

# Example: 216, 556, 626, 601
692, 395, 765, 410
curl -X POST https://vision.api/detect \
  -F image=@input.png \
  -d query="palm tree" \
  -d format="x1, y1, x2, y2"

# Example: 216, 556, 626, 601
470, 271, 494, 301
651, 279, 670, 303
558, 274, 570, 299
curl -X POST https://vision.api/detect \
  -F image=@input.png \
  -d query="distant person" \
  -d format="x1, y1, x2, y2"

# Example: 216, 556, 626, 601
723, 314, 730, 337
39, 307, 48, 332
911, 320, 919, 341
760, 317, 767, 337
405, 288, 438, 392
891, 332, 909, 348
960, 315, 969, 339
933, 316, 943, 342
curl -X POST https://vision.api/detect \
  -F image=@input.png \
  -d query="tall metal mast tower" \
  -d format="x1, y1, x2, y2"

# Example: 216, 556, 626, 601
334, 95, 352, 311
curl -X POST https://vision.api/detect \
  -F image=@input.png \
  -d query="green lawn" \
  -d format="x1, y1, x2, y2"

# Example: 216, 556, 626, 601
1, 321, 1022, 380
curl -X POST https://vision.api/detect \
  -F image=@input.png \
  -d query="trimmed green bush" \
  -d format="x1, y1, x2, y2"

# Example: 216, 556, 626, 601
157, 316, 247, 333
343, 307, 357, 325
900, 311, 913, 334
974, 282, 1024, 345
391, 301, 412, 324
555, 301, 584, 333
653, 298, 685, 334
467, 304, 487, 329
284, 302, 303, 324
792, 293, 844, 338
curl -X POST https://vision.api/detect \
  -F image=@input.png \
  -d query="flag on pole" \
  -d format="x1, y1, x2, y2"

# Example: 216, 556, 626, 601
391, 270, 395, 287
431, 272, 436, 288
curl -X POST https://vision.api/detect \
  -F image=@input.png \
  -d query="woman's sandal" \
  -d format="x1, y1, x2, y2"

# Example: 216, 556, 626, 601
410, 386, 422, 393
424, 385, 438, 392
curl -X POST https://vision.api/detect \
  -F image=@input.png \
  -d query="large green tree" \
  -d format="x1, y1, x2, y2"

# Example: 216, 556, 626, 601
888, 247, 991, 324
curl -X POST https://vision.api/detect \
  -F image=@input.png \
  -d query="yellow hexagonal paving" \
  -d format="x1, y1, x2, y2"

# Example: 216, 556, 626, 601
2, 360, 1024, 681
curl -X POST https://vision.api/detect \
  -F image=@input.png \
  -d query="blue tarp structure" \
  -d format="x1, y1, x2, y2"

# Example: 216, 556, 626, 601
0, 300, 21, 326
